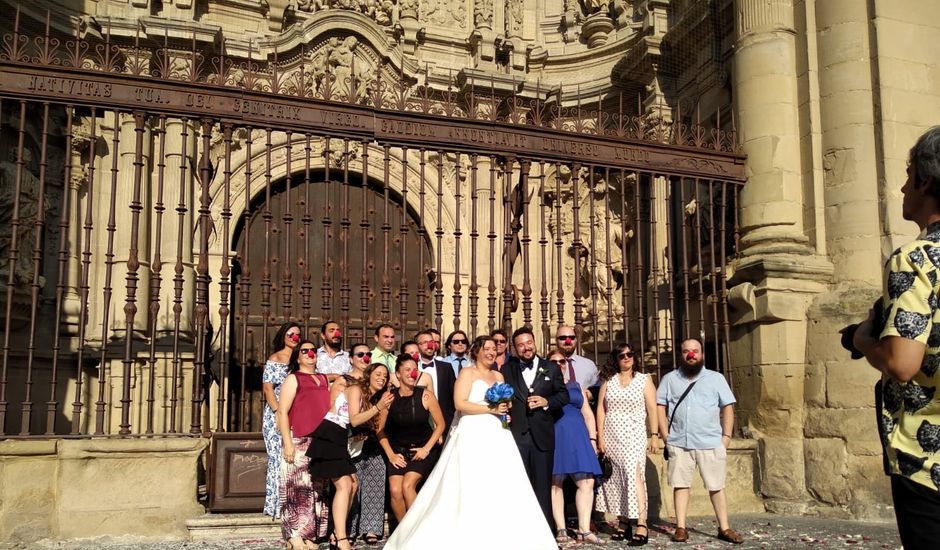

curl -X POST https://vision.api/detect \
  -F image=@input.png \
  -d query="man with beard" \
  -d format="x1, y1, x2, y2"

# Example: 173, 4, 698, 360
415, 329, 457, 436
656, 338, 742, 544
555, 325, 599, 404
316, 320, 350, 381
503, 326, 570, 530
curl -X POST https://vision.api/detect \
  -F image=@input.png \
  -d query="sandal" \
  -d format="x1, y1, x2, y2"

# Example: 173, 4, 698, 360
628, 524, 648, 546
363, 533, 380, 545
577, 531, 602, 544
556, 528, 571, 543
608, 522, 627, 541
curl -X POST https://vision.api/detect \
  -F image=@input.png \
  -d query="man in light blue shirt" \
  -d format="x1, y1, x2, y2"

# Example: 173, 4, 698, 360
656, 338, 743, 545
441, 330, 470, 377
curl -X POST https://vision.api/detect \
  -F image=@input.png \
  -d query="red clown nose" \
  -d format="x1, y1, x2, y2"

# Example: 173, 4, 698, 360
333, 329, 342, 338
409, 369, 419, 380
686, 352, 696, 362
411, 352, 420, 361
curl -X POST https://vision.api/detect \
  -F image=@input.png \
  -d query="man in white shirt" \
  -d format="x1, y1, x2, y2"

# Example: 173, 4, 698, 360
316, 320, 350, 380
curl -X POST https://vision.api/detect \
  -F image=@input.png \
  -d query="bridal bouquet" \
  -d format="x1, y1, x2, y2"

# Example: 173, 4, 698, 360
485, 382, 515, 429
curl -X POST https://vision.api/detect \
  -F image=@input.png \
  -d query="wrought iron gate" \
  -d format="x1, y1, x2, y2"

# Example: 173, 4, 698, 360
0, 9, 744, 439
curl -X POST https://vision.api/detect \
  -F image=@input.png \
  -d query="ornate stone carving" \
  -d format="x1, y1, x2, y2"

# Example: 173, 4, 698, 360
474, 0, 493, 28
309, 36, 374, 100
546, 166, 634, 338
505, 0, 523, 38
0, 147, 46, 285
295, 0, 394, 26
426, 0, 467, 29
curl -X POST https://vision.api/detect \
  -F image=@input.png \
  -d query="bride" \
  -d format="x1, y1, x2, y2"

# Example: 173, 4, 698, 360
384, 335, 559, 550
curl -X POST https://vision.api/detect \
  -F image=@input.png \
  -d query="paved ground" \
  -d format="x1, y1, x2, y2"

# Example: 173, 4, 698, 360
7, 514, 901, 550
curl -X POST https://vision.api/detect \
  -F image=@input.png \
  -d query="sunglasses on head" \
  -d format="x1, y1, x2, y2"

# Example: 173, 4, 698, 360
618, 351, 635, 359
354, 351, 372, 359
556, 335, 576, 342
451, 338, 468, 345
299, 348, 316, 356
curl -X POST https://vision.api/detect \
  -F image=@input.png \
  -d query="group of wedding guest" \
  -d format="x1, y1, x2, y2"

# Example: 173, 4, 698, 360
261, 319, 741, 549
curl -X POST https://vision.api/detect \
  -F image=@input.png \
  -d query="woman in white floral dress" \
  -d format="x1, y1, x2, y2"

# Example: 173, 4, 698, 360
596, 343, 661, 545
262, 322, 301, 518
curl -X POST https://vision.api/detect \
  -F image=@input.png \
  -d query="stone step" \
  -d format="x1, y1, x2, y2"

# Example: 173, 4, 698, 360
186, 513, 281, 541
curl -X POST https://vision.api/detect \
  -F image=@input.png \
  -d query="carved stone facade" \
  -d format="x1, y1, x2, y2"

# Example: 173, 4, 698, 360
1, 0, 940, 533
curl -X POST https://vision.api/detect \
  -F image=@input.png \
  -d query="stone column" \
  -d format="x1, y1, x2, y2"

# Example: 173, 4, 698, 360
801, 0, 892, 517
733, 0, 809, 256
728, 0, 833, 512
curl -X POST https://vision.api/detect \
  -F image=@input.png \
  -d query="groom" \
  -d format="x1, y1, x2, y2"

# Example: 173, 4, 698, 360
503, 326, 570, 529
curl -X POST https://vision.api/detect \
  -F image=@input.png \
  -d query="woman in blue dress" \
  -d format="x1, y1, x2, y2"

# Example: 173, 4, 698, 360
262, 322, 301, 518
548, 349, 602, 544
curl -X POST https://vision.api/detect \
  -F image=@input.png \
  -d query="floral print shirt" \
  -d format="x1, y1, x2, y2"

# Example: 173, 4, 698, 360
879, 221, 940, 491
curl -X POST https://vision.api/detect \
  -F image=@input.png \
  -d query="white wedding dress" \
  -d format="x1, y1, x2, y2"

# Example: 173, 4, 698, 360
384, 379, 558, 550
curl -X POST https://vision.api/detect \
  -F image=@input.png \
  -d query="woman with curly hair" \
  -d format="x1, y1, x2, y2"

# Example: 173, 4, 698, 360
595, 343, 661, 546
346, 363, 395, 545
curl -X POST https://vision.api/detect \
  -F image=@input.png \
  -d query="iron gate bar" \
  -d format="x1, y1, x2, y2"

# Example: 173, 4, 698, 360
0, 65, 745, 181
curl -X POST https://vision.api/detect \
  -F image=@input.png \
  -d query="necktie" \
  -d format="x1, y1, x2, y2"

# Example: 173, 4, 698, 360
456, 357, 465, 370
567, 358, 577, 382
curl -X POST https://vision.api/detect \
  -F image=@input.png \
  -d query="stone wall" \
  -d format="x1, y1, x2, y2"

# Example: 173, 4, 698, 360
799, 0, 940, 520
0, 438, 207, 543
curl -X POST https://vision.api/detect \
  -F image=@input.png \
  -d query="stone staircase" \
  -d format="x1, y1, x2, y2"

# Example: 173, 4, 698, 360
186, 513, 281, 541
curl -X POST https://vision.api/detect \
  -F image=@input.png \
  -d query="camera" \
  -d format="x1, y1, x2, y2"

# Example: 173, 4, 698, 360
840, 298, 885, 359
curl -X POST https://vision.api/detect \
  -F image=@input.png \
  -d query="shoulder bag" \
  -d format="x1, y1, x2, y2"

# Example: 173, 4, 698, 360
663, 380, 698, 461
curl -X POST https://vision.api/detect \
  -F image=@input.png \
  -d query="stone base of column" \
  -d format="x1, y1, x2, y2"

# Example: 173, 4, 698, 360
728, 252, 833, 507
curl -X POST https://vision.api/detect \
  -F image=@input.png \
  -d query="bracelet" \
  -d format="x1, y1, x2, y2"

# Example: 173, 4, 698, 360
722, 433, 732, 438
589, 437, 597, 441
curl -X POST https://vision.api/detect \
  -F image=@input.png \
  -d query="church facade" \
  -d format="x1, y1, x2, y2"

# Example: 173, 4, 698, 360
0, 0, 938, 541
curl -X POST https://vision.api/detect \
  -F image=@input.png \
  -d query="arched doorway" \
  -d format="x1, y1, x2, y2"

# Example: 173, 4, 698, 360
228, 170, 434, 430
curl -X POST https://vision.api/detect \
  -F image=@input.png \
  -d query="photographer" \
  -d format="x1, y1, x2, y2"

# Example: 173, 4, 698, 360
853, 126, 940, 548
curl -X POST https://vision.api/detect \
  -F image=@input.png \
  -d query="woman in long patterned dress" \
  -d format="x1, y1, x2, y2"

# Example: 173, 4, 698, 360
346, 362, 395, 545
595, 343, 661, 546
276, 339, 332, 550
262, 322, 301, 518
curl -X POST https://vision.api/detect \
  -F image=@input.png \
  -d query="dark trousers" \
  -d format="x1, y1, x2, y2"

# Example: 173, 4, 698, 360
518, 431, 554, 531
891, 474, 940, 550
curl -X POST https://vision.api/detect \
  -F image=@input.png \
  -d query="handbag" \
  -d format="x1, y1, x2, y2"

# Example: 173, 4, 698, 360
597, 452, 613, 481
347, 435, 365, 459
663, 380, 698, 461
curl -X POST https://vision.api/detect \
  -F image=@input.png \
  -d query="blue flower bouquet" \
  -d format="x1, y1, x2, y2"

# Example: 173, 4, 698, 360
485, 382, 515, 429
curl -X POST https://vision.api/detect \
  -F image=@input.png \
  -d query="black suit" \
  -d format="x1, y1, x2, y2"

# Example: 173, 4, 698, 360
503, 355, 569, 529
419, 358, 457, 436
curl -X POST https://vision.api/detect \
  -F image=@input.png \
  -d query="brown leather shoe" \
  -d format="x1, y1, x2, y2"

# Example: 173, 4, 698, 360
672, 527, 689, 542
717, 527, 744, 544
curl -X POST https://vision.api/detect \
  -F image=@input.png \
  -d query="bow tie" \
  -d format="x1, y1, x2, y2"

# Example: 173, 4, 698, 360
522, 361, 535, 371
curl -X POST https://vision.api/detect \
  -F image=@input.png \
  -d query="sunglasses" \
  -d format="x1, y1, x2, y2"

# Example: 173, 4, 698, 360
451, 338, 468, 345
299, 348, 316, 357
556, 335, 576, 342
618, 351, 635, 359
493, 339, 507, 344
353, 351, 372, 359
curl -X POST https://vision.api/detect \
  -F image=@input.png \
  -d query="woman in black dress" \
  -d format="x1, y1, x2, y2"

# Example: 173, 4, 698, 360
377, 353, 446, 522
